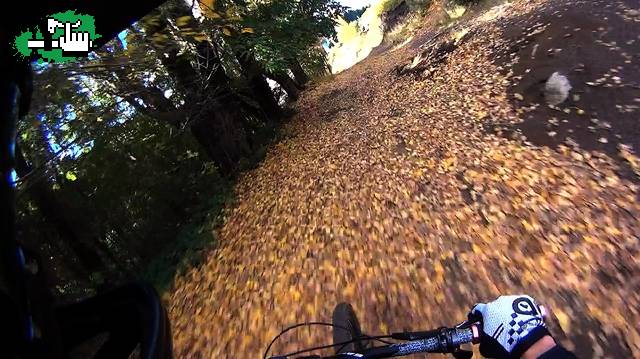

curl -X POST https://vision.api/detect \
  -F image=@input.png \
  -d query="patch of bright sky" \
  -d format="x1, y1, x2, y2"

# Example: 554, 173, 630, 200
32, 61, 49, 74
9, 139, 17, 186
116, 97, 136, 123
38, 114, 63, 155
37, 92, 99, 161
118, 30, 128, 49
143, 72, 156, 87
41, 110, 86, 160
185, 0, 203, 18
10, 169, 18, 187
19, 27, 138, 175
322, 0, 375, 51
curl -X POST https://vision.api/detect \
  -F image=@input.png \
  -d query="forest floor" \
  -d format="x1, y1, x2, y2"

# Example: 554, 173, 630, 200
168, 0, 640, 357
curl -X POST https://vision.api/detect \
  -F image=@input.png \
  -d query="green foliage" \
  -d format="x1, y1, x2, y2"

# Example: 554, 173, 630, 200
231, 0, 344, 74
15, 0, 342, 299
298, 47, 332, 79
17, 33, 231, 295
144, 180, 233, 293
376, 0, 406, 14
343, 6, 369, 22
407, 0, 434, 11
373, 0, 433, 16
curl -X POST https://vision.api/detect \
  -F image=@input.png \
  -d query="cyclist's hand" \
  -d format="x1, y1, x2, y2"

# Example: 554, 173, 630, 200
469, 295, 550, 359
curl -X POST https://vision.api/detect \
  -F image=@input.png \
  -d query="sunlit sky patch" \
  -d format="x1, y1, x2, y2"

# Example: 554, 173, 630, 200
118, 30, 128, 49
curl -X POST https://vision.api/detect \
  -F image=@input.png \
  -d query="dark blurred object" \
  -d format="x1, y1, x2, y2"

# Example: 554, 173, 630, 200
1, 1, 172, 358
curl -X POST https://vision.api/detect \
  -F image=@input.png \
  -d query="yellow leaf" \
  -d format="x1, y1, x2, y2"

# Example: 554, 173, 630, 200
605, 226, 622, 236
193, 33, 208, 42
204, 10, 222, 19
176, 15, 192, 27
434, 261, 444, 275
222, 27, 232, 36
521, 219, 534, 232
472, 244, 481, 253
442, 157, 456, 171
290, 288, 301, 301
555, 309, 570, 333
241, 27, 254, 34
305, 302, 315, 316
570, 152, 583, 161
379, 322, 388, 333
199, 0, 216, 10
343, 283, 355, 297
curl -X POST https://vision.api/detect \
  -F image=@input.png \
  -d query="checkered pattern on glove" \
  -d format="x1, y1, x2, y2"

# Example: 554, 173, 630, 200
470, 295, 550, 359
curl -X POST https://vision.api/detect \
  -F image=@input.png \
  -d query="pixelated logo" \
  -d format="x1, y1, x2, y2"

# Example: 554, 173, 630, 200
13, 10, 101, 63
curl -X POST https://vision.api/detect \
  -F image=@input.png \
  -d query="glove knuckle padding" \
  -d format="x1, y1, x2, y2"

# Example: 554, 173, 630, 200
476, 295, 547, 358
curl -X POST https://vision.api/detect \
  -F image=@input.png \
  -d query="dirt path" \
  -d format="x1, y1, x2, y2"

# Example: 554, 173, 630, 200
168, 0, 640, 357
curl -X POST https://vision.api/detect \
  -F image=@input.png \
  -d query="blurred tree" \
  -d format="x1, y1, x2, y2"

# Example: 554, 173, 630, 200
14, 0, 344, 298
220, 0, 344, 92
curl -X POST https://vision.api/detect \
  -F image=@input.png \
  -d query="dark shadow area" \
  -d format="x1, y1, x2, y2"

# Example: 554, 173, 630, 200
315, 88, 358, 121
489, 0, 640, 184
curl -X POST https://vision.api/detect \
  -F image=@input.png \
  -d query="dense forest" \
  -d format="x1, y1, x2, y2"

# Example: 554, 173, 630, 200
16, 0, 343, 298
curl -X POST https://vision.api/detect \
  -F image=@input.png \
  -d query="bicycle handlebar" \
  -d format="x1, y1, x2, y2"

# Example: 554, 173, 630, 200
391, 326, 478, 357
273, 324, 480, 359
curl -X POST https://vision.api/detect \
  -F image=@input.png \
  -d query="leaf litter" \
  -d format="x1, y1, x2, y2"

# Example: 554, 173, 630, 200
169, 0, 640, 357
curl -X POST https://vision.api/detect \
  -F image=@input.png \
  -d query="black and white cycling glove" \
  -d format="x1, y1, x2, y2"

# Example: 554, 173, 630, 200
469, 295, 550, 359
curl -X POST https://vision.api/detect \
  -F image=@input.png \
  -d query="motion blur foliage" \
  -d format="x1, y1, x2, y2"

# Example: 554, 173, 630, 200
14, 0, 340, 299
17, 57, 232, 298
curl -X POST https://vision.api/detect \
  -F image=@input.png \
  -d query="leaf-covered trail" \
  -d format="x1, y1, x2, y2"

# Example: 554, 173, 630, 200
169, 0, 640, 357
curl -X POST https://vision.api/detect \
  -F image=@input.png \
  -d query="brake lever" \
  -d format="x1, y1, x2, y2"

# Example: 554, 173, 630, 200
454, 315, 481, 330
466, 311, 483, 326
452, 348, 473, 359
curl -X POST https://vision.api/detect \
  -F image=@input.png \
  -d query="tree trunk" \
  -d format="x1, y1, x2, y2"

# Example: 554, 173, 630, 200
189, 107, 253, 174
289, 59, 310, 87
15, 144, 106, 276
142, 13, 255, 174
142, 11, 203, 94
235, 52, 282, 120
122, 85, 186, 126
170, 1, 231, 90
266, 71, 300, 101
